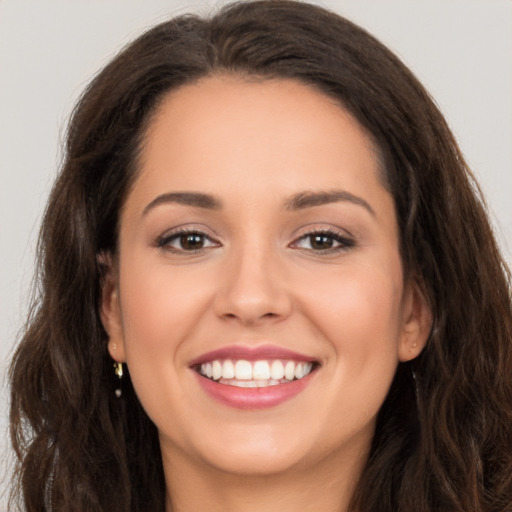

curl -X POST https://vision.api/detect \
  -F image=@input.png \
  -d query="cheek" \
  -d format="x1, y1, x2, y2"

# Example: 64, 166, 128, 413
299, 260, 404, 368
116, 256, 218, 428
308, 262, 404, 422
119, 258, 212, 352
116, 256, 218, 417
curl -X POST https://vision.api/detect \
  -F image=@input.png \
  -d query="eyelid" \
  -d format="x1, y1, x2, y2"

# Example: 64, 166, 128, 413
154, 224, 355, 254
156, 225, 221, 252
289, 226, 356, 253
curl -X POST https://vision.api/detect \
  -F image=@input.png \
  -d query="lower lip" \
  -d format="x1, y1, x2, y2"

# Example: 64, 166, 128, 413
194, 371, 315, 410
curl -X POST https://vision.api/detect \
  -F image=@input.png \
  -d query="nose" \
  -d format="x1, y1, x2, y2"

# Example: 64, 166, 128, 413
213, 244, 292, 325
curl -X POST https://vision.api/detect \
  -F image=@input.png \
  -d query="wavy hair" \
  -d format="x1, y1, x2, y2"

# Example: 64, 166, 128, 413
9, 1, 512, 510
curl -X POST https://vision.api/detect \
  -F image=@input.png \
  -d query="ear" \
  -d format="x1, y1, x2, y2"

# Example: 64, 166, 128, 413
99, 252, 126, 363
398, 276, 433, 362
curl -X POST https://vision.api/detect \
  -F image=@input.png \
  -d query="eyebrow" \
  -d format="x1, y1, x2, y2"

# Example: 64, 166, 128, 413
142, 188, 375, 217
142, 192, 222, 215
285, 190, 375, 216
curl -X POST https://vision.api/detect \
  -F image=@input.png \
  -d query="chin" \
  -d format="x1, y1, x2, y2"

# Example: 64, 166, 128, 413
199, 445, 310, 477
161, 422, 317, 476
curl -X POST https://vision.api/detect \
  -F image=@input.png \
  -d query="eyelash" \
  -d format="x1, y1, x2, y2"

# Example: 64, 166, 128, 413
290, 229, 355, 253
157, 228, 219, 253
156, 228, 355, 254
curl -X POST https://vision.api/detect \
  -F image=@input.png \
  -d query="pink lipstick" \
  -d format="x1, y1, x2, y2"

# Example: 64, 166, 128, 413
190, 345, 318, 410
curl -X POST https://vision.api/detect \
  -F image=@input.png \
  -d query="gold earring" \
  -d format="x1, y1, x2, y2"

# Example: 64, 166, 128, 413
114, 362, 123, 398
114, 361, 123, 378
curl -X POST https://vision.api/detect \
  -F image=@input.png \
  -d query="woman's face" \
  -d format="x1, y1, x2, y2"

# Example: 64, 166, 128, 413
102, 76, 431, 477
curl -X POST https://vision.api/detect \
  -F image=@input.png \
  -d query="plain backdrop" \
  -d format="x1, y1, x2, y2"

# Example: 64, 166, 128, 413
1, 0, 511, 505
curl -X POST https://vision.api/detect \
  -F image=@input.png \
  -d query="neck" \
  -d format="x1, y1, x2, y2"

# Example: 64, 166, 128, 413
162, 442, 367, 512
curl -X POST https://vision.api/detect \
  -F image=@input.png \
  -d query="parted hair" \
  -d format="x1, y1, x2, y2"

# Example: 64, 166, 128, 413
9, 1, 512, 511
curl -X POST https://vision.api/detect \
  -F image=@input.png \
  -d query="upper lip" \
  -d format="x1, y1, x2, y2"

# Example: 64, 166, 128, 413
188, 344, 317, 367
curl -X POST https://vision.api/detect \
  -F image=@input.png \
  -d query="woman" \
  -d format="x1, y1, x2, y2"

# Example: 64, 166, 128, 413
9, 1, 512, 511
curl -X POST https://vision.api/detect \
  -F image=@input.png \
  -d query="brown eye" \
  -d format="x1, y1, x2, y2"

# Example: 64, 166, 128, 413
309, 234, 335, 250
180, 233, 206, 250
291, 230, 355, 253
158, 231, 218, 252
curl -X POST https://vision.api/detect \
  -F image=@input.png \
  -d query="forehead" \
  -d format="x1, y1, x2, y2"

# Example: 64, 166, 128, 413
135, 75, 383, 192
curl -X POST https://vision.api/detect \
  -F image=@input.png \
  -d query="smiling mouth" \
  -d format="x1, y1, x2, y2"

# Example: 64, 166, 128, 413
195, 359, 317, 388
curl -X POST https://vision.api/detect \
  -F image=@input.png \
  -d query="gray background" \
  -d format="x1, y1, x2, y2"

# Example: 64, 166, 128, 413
1, 0, 511, 505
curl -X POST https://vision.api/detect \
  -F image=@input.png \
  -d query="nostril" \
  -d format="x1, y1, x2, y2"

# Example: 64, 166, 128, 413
213, 279, 293, 324
221, 311, 279, 321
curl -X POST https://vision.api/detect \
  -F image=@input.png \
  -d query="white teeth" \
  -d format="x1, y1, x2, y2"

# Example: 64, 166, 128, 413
212, 360, 222, 381
234, 380, 257, 388
198, 358, 315, 384
222, 378, 294, 388
253, 360, 271, 380
222, 360, 235, 379
270, 360, 285, 380
235, 360, 253, 380
284, 361, 295, 381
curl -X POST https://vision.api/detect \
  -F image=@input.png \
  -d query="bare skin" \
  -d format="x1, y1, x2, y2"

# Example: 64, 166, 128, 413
101, 76, 432, 512
163, 439, 366, 512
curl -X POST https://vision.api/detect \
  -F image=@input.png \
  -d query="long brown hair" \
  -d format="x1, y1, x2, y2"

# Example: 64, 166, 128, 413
10, 1, 512, 510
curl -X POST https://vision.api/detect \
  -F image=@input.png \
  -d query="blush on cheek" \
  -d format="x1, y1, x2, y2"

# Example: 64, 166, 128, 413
306, 269, 402, 361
